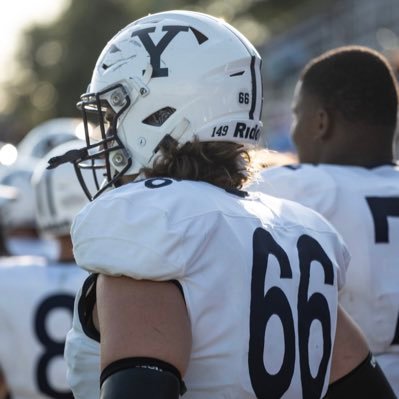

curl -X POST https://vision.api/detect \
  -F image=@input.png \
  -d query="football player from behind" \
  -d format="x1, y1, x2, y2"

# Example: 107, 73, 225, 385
49, 11, 395, 399
0, 141, 91, 399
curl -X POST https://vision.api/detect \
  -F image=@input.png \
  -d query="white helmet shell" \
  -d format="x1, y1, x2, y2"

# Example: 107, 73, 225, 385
17, 118, 84, 162
81, 10, 264, 178
0, 161, 36, 229
32, 140, 93, 237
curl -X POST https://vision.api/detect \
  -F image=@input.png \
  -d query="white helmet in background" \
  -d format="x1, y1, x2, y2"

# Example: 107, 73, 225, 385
0, 161, 36, 230
32, 140, 94, 237
0, 184, 18, 208
48, 10, 263, 199
17, 118, 84, 163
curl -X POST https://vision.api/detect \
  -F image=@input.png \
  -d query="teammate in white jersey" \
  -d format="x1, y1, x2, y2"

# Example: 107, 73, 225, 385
249, 45, 399, 395
0, 141, 91, 399
48, 12, 395, 399
0, 117, 85, 260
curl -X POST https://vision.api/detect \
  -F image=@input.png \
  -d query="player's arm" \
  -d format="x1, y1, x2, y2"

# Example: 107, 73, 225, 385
326, 305, 396, 398
95, 274, 191, 399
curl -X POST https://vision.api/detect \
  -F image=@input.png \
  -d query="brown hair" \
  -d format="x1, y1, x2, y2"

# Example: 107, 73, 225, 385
141, 136, 253, 189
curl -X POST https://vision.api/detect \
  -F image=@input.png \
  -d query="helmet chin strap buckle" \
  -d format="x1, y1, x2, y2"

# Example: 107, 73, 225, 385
170, 118, 190, 141
152, 118, 190, 156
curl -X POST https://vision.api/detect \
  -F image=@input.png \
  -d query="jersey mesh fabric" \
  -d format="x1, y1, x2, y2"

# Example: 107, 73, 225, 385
67, 178, 349, 399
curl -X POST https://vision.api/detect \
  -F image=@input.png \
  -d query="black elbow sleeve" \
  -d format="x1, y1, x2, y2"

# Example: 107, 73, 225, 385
100, 357, 186, 399
326, 353, 397, 399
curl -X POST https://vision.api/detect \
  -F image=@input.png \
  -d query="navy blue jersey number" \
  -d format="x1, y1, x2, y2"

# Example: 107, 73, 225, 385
34, 294, 74, 399
366, 196, 399, 243
366, 196, 399, 345
144, 178, 173, 189
249, 228, 334, 398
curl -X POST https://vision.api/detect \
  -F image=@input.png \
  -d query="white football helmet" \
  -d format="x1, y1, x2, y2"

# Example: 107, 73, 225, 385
17, 118, 84, 163
32, 140, 94, 237
48, 10, 264, 199
0, 161, 36, 230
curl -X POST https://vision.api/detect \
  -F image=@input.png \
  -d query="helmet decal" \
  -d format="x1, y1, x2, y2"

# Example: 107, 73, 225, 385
131, 25, 208, 78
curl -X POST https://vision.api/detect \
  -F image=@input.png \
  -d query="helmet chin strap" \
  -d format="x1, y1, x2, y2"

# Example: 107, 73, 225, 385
47, 147, 88, 170
171, 118, 190, 141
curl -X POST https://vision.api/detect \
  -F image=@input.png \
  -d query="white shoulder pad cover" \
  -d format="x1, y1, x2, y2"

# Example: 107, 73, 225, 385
249, 164, 338, 218
71, 180, 187, 280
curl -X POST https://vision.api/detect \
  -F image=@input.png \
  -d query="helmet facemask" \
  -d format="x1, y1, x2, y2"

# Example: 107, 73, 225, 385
75, 83, 132, 200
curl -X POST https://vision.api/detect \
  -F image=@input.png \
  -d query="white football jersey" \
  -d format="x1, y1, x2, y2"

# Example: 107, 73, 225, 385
0, 257, 88, 399
66, 178, 349, 399
248, 163, 399, 394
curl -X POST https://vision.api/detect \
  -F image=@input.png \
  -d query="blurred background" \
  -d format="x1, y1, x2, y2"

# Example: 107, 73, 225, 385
0, 0, 399, 163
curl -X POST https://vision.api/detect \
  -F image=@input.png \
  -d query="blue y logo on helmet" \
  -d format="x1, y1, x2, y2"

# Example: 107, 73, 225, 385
131, 26, 208, 78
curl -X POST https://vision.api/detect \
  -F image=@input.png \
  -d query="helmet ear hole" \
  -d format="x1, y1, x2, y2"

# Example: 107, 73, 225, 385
142, 107, 176, 127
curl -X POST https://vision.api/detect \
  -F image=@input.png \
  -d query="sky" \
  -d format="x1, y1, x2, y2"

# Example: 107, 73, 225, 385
0, 0, 69, 83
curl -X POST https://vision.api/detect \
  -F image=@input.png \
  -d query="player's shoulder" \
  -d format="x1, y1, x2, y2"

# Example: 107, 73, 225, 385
83, 177, 194, 205
74, 177, 235, 227
107, 176, 220, 200
253, 190, 337, 234
309, 164, 399, 191
369, 163, 399, 178
248, 164, 339, 217
71, 178, 229, 279
255, 163, 335, 187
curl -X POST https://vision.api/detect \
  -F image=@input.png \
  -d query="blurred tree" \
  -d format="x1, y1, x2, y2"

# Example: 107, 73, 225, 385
0, 0, 322, 144
1, 0, 135, 143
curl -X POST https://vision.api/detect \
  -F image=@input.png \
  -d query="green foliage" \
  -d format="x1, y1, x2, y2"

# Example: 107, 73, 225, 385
0, 0, 318, 144
2, 0, 136, 141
